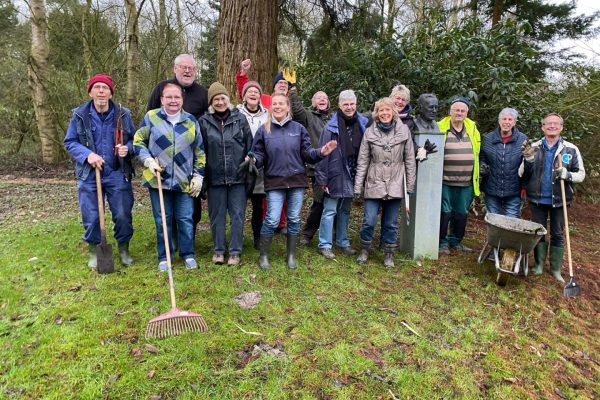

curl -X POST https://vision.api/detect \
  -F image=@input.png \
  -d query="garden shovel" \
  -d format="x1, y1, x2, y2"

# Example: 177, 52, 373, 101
559, 157, 581, 298
95, 167, 114, 274
146, 170, 208, 339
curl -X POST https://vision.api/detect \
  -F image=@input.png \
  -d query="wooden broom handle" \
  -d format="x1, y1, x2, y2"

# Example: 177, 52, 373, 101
156, 171, 178, 309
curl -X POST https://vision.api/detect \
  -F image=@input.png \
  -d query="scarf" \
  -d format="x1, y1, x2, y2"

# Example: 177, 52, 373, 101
337, 112, 362, 159
377, 121, 396, 133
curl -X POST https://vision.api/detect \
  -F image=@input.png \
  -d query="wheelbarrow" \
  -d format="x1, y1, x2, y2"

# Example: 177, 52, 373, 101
477, 213, 547, 286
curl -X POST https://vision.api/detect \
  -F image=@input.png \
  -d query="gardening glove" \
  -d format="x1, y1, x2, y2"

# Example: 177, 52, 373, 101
415, 146, 427, 162
480, 163, 490, 177
555, 167, 571, 181
189, 174, 204, 197
237, 156, 255, 175
144, 157, 163, 176
423, 139, 438, 155
521, 140, 535, 162
282, 68, 297, 88
354, 192, 361, 200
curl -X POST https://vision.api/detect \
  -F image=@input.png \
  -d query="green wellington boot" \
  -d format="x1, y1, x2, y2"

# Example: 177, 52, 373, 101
550, 246, 565, 283
532, 242, 548, 275
118, 242, 134, 266
87, 243, 97, 269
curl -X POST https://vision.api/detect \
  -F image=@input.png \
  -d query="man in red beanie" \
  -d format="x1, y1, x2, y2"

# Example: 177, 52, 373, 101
64, 74, 136, 269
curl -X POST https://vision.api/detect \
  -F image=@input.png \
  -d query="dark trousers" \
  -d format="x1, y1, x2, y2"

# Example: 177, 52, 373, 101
529, 202, 565, 247
301, 178, 325, 240
251, 193, 266, 242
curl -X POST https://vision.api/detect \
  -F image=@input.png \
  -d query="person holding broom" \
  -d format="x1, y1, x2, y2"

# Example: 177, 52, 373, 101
64, 74, 136, 269
134, 82, 205, 272
519, 113, 585, 282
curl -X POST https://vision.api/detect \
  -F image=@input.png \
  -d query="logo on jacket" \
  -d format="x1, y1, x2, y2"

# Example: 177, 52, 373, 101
561, 153, 572, 165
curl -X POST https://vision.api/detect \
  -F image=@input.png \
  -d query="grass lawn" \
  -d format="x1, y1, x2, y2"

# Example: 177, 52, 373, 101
0, 174, 598, 399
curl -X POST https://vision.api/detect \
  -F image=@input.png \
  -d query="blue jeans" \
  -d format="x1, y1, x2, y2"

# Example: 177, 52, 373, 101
207, 184, 247, 255
485, 194, 521, 218
359, 199, 402, 244
261, 188, 304, 236
149, 188, 194, 262
318, 196, 352, 249
77, 169, 134, 245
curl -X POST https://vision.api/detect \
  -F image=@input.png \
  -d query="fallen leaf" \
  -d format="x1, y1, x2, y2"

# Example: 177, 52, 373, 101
68, 284, 82, 292
147, 369, 155, 378
55, 316, 63, 325
148, 395, 162, 400
503, 377, 518, 384
144, 344, 160, 353
130, 348, 142, 357
114, 309, 126, 316
28, 257, 38, 262
88, 286, 98, 292
554, 387, 567, 399
107, 373, 120, 385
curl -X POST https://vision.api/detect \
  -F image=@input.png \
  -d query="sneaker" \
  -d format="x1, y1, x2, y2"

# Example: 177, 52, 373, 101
158, 261, 168, 272
227, 255, 241, 266
184, 258, 197, 269
451, 243, 473, 253
439, 244, 450, 256
319, 248, 336, 259
212, 253, 225, 265
337, 246, 357, 256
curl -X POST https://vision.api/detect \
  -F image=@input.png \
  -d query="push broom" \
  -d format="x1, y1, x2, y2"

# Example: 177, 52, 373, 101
146, 170, 208, 339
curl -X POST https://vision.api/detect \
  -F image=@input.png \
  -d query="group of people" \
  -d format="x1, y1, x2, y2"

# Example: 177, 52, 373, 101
64, 53, 585, 281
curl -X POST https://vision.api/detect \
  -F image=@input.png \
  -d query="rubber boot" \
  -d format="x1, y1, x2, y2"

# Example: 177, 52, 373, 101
287, 234, 299, 270
87, 243, 97, 269
550, 246, 565, 283
357, 239, 372, 265
118, 241, 134, 266
532, 242, 548, 275
383, 243, 396, 269
258, 235, 273, 270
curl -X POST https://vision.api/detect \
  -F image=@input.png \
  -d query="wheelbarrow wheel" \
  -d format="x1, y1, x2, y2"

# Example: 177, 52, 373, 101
496, 249, 517, 287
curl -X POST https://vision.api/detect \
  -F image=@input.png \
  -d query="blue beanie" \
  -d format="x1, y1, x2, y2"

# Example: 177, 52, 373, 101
272, 71, 285, 89
451, 96, 470, 107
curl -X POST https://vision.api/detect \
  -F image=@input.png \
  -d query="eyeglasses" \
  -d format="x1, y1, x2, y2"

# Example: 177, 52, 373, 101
176, 65, 195, 72
543, 122, 562, 127
162, 96, 182, 101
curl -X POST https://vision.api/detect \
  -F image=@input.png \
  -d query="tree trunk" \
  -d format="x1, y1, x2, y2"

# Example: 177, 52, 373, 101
82, 0, 92, 78
217, 0, 278, 101
175, 0, 185, 50
28, 0, 59, 164
125, 0, 144, 119
491, 0, 503, 27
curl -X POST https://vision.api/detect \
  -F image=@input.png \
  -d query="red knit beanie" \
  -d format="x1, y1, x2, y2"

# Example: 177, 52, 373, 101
87, 74, 114, 94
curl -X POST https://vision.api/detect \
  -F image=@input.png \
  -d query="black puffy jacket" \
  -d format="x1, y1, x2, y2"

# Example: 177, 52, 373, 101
480, 127, 528, 198
199, 108, 253, 187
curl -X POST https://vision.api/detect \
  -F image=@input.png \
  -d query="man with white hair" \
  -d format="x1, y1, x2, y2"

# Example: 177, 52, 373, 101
315, 89, 368, 259
147, 54, 209, 245
480, 107, 528, 217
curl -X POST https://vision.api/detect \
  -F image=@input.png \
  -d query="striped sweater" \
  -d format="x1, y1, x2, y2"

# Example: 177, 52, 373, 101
443, 128, 474, 186
134, 108, 205, 192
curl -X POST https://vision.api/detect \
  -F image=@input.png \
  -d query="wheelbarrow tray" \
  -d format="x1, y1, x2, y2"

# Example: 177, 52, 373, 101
484, 213, 547, 255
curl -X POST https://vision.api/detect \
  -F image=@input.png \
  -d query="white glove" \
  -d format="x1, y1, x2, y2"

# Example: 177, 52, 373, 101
415, 146, 427, 161
144, 157, 163, 175
555, 167, 571, 181
189, 174, 204, 197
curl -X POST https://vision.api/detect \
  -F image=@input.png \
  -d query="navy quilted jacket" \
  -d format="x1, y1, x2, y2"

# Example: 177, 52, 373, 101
480, 127, 528, 198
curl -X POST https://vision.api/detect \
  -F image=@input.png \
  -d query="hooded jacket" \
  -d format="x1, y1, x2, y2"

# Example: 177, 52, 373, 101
480, 127, 528, 198
438, 116, 481, 196
519, 137, 585, 207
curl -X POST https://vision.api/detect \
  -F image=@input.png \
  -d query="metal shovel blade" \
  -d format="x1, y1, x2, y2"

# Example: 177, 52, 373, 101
563, 276, 581, 298
96, 243, 115, 274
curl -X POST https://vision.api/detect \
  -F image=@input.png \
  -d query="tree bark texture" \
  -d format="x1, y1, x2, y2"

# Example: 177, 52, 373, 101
217, 0, 278, 101
82, 0, 92, 78
28, 0, 59, 164
491, 0, 503, 27
125, 0, 143, 119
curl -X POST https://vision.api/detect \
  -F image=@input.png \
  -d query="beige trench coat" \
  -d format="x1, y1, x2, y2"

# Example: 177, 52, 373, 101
354, 121, 417, 199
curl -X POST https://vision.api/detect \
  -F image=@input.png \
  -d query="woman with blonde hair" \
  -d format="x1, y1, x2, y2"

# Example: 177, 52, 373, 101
354, 97, 417, 268
251, 93, 337, 270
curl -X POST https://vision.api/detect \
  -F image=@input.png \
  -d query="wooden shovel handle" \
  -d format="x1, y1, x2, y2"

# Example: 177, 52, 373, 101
558, 157, 574, 277
95, 168, 107, 240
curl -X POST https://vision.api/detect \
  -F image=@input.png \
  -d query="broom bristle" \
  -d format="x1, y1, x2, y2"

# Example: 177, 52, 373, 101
145, 309, 208, 339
